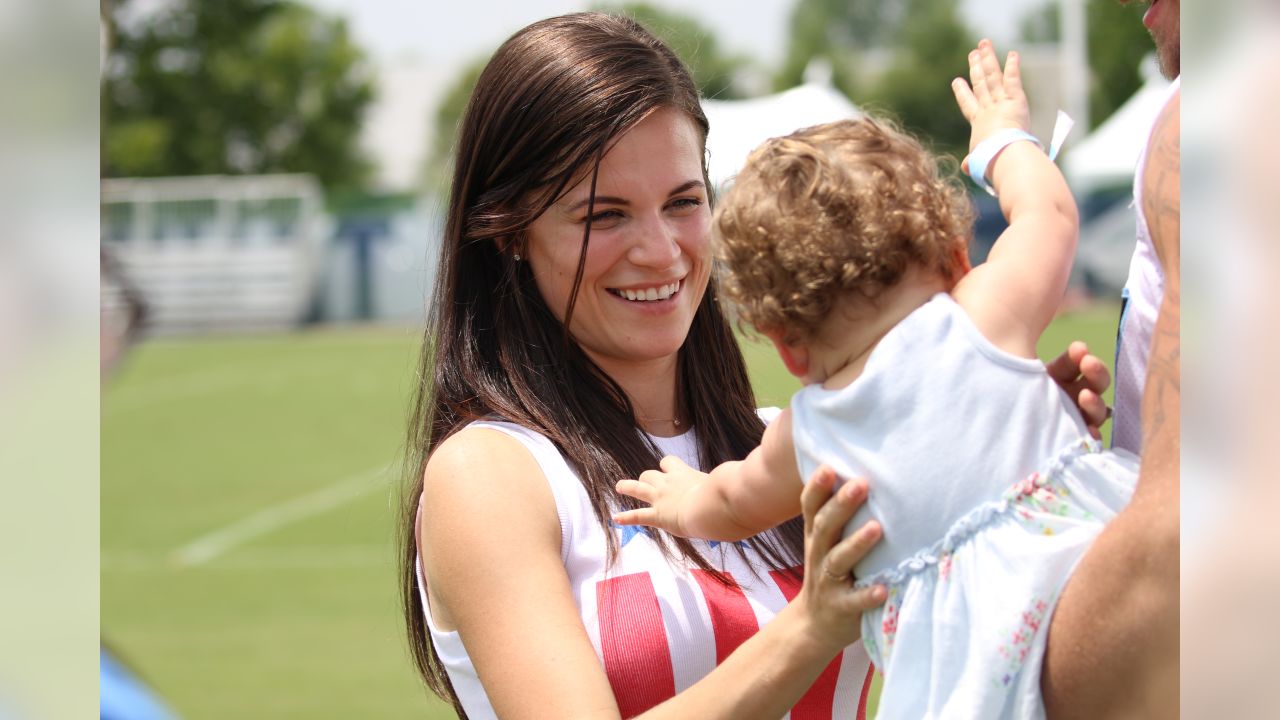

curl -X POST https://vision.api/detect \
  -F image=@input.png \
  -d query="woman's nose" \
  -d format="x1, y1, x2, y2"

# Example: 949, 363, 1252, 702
627, 214, 681, 268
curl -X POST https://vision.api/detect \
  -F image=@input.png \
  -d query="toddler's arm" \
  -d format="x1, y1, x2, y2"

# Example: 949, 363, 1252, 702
950, 39, 1079, 358
615, 409, 803, 541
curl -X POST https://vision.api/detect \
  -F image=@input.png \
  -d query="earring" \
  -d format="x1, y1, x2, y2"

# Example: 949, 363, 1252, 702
513, 253, 522, 262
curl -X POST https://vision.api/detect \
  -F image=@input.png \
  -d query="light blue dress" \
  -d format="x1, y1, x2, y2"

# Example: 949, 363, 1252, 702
790, 294, 1138, 719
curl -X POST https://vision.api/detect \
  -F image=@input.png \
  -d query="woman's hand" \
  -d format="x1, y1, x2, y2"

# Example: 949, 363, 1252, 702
795, 466, 887, 653
1046, 341, 1112, 439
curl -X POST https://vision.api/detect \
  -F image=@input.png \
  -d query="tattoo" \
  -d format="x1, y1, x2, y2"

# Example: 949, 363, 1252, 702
1139, 91, 1180, 475
1142, 90, 1181, 278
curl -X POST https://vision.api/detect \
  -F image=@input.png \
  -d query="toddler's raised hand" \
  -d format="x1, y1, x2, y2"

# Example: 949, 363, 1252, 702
614, 455, 707, 538
951, 39, 1031, 175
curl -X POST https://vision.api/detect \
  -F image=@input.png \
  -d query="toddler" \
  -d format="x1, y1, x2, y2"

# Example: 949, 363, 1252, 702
615, 40, 1137, 719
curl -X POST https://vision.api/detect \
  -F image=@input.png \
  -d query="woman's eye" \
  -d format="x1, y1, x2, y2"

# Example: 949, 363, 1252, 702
585, 209, 623, 224
670, 198, 703, 211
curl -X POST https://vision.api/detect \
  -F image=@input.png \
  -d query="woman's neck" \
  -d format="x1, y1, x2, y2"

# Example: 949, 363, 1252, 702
587, 352, 686, 437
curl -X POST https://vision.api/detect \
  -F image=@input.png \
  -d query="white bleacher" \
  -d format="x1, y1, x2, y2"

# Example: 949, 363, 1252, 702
101, 174, 326, 334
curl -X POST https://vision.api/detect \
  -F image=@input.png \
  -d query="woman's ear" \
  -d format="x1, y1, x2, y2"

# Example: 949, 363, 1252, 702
496, 237, 523, 262
762, 328, 810, 380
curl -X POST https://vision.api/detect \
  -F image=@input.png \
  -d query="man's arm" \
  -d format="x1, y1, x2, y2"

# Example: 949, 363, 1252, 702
1041, 88, 1179, 718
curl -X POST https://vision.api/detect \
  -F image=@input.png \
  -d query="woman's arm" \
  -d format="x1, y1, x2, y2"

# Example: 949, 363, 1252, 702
421, 428, 620, 717
422, 428, 883, 720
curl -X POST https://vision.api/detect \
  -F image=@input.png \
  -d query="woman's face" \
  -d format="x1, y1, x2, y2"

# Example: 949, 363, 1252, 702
525, 107, 712, 371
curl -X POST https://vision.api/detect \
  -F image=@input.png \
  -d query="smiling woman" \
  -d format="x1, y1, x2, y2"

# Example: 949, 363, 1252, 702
399, 11, 885, 720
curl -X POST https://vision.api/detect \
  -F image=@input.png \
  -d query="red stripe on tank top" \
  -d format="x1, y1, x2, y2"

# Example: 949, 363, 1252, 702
691, 570, 760, 663
770, 568, 843, 720
596, 573, 676, 718
856, 665, 875, 720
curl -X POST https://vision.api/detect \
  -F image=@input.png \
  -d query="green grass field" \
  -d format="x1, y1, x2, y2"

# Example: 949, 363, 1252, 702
102, 303, 1117, 718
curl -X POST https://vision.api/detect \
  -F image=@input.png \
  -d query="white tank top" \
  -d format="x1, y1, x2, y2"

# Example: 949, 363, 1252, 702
1113, 75, 1180, 453
417, 419, 875, 719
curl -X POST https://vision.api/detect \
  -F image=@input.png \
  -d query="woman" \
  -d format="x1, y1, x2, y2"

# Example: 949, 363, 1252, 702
399, 13, 1109, 719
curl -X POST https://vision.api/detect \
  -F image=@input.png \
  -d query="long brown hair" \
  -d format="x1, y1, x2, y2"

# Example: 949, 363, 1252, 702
399, 13, 803, 716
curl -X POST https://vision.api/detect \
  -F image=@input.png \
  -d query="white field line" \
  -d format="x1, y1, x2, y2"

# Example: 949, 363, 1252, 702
171, 465, 392, 567
104, 544, 391, 572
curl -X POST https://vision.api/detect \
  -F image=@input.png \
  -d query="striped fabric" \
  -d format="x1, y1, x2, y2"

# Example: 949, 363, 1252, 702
423, 420, 875, 719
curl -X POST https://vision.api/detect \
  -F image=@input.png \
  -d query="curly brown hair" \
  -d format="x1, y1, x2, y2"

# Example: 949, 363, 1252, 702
714, 117, 974, 344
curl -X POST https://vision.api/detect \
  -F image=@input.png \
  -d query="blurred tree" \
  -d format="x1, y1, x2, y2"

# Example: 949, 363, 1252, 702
774, 0, 905, 94
865, 0, 976, 159
103, 0, 375, 193
423, 4, 750, 195
776, 0, 974, 159
1019, 0, 1152, 129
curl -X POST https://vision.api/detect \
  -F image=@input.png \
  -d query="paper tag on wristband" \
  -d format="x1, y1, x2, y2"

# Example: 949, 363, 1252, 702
1047, 110, 1074, 162
965, 111, 1074, 196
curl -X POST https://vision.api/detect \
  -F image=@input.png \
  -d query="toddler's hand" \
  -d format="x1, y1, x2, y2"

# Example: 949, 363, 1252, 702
951, 39, 1031, 174
614, 455, 706, 538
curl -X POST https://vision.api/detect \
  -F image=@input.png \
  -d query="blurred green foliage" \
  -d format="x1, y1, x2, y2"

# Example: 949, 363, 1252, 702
774, 0, 976, 159
863, 0, 977, 159
1020, 0, 1153, 129
774, 0, 904, 94
102, 0, 375, 193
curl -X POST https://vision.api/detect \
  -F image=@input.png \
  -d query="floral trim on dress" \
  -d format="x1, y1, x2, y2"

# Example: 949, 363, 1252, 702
864, 584, 903, 666
994, 597, 1052, 687
939, 551, 954, 581
1003, 459, 1097, 535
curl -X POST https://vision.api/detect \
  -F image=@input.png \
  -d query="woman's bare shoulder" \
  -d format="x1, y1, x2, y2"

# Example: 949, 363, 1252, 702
421, 424, 559, 537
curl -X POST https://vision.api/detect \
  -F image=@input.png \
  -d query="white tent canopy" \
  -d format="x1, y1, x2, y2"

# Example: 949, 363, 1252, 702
702, 82, 862, 189
1064, 57, 1173, 192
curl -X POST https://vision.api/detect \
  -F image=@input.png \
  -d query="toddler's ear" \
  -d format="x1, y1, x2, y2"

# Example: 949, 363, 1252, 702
762, 328, 810, 380
953, 237, 973, 276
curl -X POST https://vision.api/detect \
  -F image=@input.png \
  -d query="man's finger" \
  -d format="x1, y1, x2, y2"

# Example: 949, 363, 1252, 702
1079, 352, 1112, 395
1044, 341, 1091, 384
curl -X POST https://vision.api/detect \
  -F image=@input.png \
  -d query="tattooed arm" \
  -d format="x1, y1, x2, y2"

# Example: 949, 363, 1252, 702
1041, 88, 1180, 718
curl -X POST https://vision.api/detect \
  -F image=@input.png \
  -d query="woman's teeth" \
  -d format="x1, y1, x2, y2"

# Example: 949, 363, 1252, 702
615, 281, 680, 302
